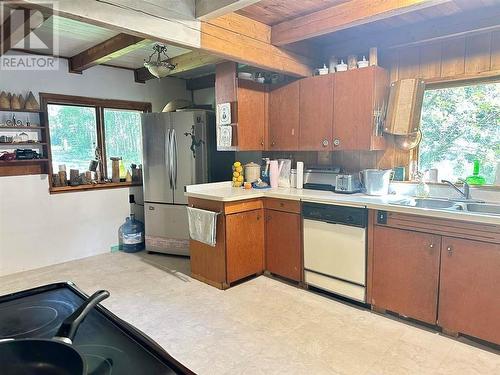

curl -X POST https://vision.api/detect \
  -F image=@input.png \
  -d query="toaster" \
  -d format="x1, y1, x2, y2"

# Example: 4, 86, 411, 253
335, 174, 361, 193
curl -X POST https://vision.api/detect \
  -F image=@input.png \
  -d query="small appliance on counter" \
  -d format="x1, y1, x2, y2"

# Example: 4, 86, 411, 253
303, 167, 341, 191
360, 169, 392, 196
335, 174, 361, 194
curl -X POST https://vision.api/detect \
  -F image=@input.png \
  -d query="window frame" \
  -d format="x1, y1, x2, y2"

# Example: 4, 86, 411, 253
40, 93, 151, 193
410, 76, 500, 186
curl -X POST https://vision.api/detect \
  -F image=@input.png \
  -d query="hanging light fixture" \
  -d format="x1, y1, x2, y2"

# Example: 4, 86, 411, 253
144, 44, 176, 79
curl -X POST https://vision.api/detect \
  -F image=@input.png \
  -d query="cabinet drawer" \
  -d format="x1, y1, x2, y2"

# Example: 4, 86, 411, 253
264, 198, 300, 213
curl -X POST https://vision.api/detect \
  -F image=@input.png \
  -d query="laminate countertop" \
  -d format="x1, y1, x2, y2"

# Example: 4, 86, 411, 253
185, 181, 500, 225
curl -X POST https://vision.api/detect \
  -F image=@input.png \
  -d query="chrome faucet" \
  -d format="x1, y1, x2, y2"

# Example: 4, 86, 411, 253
441, 179, 470, 200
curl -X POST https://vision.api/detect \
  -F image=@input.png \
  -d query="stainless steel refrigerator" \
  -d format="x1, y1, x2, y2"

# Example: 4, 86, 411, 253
141, 110, 232, 256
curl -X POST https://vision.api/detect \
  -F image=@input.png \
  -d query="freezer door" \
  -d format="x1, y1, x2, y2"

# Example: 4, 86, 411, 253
171, 111, 208, 204
144, 203, 189, 256
142, 113, 173, 204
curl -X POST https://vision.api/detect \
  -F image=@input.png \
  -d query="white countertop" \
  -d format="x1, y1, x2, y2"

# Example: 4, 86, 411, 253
185, 182, 500, 225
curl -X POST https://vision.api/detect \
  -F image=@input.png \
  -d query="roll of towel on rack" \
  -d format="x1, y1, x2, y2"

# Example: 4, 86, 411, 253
187, 207, 219, 247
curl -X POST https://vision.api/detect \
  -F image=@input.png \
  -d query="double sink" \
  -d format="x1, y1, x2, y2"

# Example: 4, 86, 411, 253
390, 198, 500, 216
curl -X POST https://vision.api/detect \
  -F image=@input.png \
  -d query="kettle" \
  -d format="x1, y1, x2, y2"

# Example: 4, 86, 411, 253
360, 169, 392, 196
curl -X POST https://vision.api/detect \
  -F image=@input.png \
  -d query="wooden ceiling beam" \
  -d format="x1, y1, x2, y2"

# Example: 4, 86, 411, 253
135, 50, 223, 83
271, 0, 453, 46
196, 0, 262, 20
1, 7, 44, 55
69, 33, 150, 73
16, 0, 313, 77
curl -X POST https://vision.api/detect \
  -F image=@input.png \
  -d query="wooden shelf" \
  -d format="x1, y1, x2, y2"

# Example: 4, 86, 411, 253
0, 158, 48, 164
0, 108, 43, 113
0, 142, 46, 146
50, 181, 142, 194
0, 126, 45, 130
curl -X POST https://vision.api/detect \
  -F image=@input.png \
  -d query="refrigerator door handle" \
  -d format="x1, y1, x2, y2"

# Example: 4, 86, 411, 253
166, 128, 172, 188
172, 128, 178, 190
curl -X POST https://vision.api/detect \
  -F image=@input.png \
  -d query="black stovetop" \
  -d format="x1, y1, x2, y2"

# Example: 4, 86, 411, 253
0, 282, 193, 375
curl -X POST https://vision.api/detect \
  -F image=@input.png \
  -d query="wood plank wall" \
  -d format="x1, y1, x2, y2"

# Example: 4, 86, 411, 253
375, 30, 500, 172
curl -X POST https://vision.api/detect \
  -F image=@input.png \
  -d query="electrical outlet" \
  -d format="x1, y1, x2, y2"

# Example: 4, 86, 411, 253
129, 194, 135, 204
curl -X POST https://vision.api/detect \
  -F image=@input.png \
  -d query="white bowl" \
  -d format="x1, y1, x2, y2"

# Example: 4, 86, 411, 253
238, 72, 253, 80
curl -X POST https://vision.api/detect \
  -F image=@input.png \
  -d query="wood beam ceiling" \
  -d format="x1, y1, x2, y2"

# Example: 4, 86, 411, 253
196, 0, 261, 20
17, 0, 314, 78
135, 50, 223, 83
271, 0, 453, 46
69, 33, 150, 73
1, 7, 44, 56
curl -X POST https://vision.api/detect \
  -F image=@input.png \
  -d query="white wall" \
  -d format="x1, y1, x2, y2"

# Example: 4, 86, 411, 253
192, 87, 214, 108
0, 54, 190, 276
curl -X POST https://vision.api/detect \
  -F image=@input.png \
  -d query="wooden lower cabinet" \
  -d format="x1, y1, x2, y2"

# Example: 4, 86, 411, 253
438, 237, 500, 345
265, 209, 302, 282
371, 226, 441, 324
226, 209, 264, 284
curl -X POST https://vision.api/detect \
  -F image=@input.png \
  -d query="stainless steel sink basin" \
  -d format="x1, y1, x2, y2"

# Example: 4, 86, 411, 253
390, 198, 500, 216
461, 203, 500, 216
390, 198, 456, 209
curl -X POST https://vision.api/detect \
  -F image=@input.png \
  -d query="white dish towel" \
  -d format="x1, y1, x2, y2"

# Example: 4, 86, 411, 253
187, 207, 218, 247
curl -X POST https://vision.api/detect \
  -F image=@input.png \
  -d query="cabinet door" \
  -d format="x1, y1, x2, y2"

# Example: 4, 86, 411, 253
265, 209, 302, 282
372, 226, 441, 324
438, 237, 500, 345
226, 209, 264, 283
299, 75, 334, 150
333, 67, 379, 151
269, 81, 299, 150
237, 84, 266, 150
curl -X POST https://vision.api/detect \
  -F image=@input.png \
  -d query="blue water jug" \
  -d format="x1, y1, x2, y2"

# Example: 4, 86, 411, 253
118, 214, 145, 253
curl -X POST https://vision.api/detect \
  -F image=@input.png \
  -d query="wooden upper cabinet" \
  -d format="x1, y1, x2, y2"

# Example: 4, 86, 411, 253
237, 81, 266, 150
438, 237, 500, 345
215, 62, 267, 151
299, 75, 334, 151
333, 66, 388, 151
371, 226, 441, 324
268, 81, 299, 150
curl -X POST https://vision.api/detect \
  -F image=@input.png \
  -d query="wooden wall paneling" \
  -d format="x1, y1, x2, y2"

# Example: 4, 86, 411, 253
397, 45, 420, 79
440, 37, 466, 77
465, 32, 492, 74
491, 30, 500, 71
419, 42, 442, 79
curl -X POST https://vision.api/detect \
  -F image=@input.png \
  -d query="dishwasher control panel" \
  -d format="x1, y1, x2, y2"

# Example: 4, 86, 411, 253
302, 202, 367, 228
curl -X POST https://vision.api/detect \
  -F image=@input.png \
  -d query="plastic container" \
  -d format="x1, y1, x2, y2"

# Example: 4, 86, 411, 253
118, 214, 145, 253
465, 159, 486, 186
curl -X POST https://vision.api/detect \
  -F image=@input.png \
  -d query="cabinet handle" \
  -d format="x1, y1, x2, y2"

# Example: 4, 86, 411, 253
271, 141, 275, 147
333, 139, 340, 147
429, 243, 434, 249
447, 246, 453, 255
260, 138, 264, 146
322, 139, 329, 147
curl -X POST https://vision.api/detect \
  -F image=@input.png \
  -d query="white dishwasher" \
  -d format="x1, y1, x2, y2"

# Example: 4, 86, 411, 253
302, 202, 367, 302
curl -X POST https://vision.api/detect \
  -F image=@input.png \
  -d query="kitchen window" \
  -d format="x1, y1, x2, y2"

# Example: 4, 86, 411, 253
41, 93, 151, 191
418, 81, 499, 184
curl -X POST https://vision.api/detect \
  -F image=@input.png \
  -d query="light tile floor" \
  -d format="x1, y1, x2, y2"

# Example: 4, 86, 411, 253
0, 252, 498, 375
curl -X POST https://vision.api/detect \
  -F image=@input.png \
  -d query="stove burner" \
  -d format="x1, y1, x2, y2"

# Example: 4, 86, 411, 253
0, 299, 74, 339
78, 345, 127, 375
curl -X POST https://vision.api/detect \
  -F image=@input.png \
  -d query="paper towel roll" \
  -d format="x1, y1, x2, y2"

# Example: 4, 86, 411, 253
269, 160, 279, 188
296, 161, 304, 189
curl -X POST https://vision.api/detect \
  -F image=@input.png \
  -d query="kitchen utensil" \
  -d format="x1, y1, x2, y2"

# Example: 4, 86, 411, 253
357, 56, 369, 68
335, 174, 361, 193
244, 162, 261, 183
359, 169, 392, 196
0, 290, 109, 375
336, 60, 347, 72
389, 130, 422, 150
